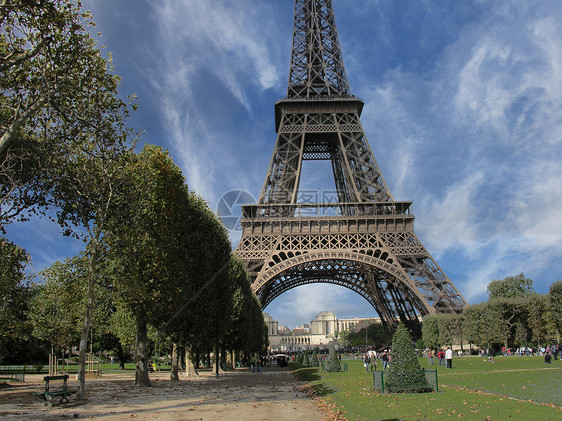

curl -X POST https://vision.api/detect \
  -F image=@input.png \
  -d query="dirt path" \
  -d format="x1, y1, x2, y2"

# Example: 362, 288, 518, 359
0, 366, 326, 420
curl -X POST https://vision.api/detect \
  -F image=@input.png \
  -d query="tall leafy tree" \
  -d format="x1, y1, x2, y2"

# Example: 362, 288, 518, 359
30, 254, 128, 366
49, 97, 135, 400
2, 0, 138, 398
437, 313, 463, 348
29, 259, 84, 353
421, 315, 439, 350
105, 145, 194, 386
487, 273, 535, 299
548, 280, 562, 339
0, 238, 33, 363
526, 294, 547, 347
462, 303, 487, 348
1, 0, 135, 226
222, 256, 258, 366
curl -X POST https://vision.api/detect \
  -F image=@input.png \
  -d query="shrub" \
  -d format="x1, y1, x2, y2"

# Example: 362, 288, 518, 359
385, 324, 431, 393
326, 343, 341, 372
311, 350, 320, 367
302, 351, 310, 366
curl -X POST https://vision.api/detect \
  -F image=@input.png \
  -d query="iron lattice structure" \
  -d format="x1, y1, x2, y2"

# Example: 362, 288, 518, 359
235, 0, 467, 333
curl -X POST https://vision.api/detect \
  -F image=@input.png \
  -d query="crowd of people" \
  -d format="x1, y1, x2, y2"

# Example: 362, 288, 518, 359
496, 344, 560, 359
359, 349, 391, 372
424, 347, 456, 368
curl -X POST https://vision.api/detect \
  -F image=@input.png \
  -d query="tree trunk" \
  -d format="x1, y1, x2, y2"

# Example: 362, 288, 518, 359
214, 340, 220, 377
116, 341, 126, 370
135, 314, 151, 386
77, 244, 98, 400
184, 346, 198, 377
194, 349, 200, 370
170, 343, 179, 381
221, 345, 228, 370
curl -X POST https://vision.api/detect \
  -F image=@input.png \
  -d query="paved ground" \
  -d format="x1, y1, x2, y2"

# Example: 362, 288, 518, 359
0, 366, 326, 420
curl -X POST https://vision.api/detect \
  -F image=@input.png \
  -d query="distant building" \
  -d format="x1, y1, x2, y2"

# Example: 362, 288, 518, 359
264, 311, 380, 351
262, 313, 278, 337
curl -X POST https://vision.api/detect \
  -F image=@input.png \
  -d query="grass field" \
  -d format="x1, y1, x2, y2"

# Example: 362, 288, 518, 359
291, 356, 562, 420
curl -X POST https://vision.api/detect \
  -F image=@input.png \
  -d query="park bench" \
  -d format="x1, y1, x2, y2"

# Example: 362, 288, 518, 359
34, 374, 76, 405
0, 365, 26, 382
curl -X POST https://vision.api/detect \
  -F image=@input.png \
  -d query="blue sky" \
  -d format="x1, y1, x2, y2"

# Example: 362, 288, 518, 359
7, 0, 562, 328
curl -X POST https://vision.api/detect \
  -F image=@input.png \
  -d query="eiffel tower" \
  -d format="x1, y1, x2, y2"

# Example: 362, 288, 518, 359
235, 0, 467, 333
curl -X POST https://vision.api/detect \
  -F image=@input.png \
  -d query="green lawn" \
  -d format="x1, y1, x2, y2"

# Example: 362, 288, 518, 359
291, 356, 562, 420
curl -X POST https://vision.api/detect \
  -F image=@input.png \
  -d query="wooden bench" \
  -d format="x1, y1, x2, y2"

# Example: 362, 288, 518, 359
34, 374, 76, 405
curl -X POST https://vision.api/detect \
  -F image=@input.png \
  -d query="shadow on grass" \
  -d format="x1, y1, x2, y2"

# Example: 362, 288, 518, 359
290, 363, 321, 382
289, 363, 336, 397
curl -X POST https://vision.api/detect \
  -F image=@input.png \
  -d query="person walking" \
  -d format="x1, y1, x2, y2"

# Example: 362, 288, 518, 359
445, 347, 453, 369
251, 355, 256, 373
427, 349, 434, 366
364, 353, 370, 372
437, 349, 445, 367
382, 351, 389, 369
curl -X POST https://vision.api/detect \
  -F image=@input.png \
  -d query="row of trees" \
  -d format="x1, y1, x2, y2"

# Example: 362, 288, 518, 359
340, 322, 392, 348
0, 0, 267, 399
422, 274, 562, 351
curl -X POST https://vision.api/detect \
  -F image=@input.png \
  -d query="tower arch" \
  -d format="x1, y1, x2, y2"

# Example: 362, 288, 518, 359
255, 251, 435, 333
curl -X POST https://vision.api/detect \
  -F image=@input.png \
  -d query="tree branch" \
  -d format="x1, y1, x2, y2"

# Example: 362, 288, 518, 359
0, 36, 49, 72
0, 95, 50, 155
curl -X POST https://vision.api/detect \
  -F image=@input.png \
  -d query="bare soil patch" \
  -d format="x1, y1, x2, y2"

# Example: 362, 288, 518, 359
0, 366, 326, 420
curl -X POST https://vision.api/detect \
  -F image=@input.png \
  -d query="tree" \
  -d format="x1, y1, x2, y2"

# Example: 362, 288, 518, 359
436, 314, 464, 348
367, 322, 391, 346
421, 315, 439, 350
548, 281, 562, 339
302, 351, 310, 366
385, 324, 430, 393
0, 238, 34, 363
462, 304, 485, 347
105, 145, 197, 386
1, 0, 136, 227
325, 343, 341, 372
108, 304, 136, 368
221, 256, 265, 369
50, 107, 135, 400
487, 273, 534, 300
2, 0, 138, 399
311, 350, 319, 367
29, 259, 83, 353
526, 294, 547, 347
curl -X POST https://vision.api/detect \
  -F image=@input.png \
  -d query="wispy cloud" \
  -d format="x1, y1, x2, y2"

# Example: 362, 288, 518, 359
145, 0, 287, 203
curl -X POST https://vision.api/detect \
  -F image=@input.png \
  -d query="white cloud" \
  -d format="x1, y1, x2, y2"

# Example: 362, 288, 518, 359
151, 0, 282, 110
144, 0, 287, 204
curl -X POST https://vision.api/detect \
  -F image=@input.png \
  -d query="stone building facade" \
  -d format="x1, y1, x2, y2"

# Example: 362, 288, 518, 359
264, 311, 380, 351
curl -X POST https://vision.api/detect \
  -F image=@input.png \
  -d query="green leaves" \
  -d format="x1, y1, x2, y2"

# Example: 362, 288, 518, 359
487, 273, 535, 300
1, 0, 138, 230
385, 324, 431, 393
548, 280, 562, 337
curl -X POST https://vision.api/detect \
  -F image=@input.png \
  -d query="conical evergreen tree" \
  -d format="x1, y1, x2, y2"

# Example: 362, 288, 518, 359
326, 343, 341, 372
385, 324, 431, 393
302, 351, 310, 366
311, 350, 320, 367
